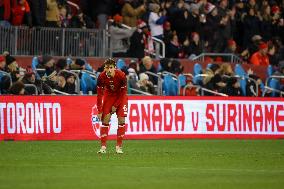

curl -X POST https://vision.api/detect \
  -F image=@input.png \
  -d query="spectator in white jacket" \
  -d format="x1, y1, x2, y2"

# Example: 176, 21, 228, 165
148, 3, 166, 40
109, 14, 136, 57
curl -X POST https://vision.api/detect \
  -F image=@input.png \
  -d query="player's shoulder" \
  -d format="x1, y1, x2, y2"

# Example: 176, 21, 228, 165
115, 69, 126, 78
98, 71, 106, 79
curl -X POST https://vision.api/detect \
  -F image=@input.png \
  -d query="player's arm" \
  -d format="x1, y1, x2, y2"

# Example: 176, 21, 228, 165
113, 74, 127, 108
96, 74, 104, 114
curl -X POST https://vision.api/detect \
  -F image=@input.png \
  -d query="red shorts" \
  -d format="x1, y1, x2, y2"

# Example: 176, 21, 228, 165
102, 95, 128, 119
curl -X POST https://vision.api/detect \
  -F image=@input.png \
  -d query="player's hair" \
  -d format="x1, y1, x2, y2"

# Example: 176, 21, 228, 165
104, 58, 116, 67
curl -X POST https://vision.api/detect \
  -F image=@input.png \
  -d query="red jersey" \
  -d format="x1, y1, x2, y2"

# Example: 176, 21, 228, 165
96, 69, 127, 113
250, 52, 270, 66
11, 0, 30, 26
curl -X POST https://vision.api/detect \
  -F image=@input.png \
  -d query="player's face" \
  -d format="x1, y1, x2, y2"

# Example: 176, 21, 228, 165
104, 64, 116, 77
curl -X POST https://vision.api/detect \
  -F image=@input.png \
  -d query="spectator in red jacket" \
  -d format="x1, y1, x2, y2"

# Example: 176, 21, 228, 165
250, 42, 270, 66
0, 0, 11, 22
11, 0, 31, 26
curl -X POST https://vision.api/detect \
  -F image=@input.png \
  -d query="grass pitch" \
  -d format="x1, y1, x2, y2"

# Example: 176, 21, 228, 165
0, 139, 283, 189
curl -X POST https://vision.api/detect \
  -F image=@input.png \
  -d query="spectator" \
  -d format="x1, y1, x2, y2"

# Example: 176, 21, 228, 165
58, 5, 71, 27
138, 56, 157, 85
42, 70, 57, 89
127, 67, 138, 85
218, 0, 229, 18
180, 77, 198, 96
165, 33, 183, 58
70, 58, 85, 70
220, 77, 242, 96
55, 72, 76, 94
241, 34, 262, 60
28, 0, 46, 26
37, 55, 56, 76
148, 3, 166, 39
213, 13, 232, 53
204, 73, 226, 96
0, 55, 7, 72
163, 21, 174, 44
224, 39, 237, 54
159, 58, 184, 75
11, 0, 32, 26
217, 63, 234, 77
0, 0, 11, 22
128, 20, 150, 59
259, 4, 273, 42
267, 41, 277, 66
204, 2, 219, 52
55, 58, 68, 72
246, 74, 263, 96
5, 55, 22, 82
109, 14, 135, 57
46, 0, 60, 27
70, 9, 94, 28
175, 9, 193, 44
243, 8, 260, 48
0, 75, 11, 94
250, 42, 270, 66
128, 59, 139, 73
22, 66, 53, 94
93, 0, 114, 29
121, 0, 145, 27
136, 72, 155, 94
185, 32, 204, 57
10, 81, 25, 95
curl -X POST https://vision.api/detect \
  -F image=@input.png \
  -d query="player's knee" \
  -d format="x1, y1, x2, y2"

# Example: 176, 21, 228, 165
102, 114, 111, 124
118, 117, 125, 125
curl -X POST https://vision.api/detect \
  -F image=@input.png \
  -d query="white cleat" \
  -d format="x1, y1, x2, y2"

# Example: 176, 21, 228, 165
97, 146, 107, 154
116, 146, 123, 154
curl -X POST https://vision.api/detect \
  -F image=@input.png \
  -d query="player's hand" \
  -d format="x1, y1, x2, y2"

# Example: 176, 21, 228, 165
97, 113, 102, 121
111, 106, 117, 114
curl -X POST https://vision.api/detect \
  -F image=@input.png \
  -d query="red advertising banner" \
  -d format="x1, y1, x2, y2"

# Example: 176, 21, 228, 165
0, 96, 284, 140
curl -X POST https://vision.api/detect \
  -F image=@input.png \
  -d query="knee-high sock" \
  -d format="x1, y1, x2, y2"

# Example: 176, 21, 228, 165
100, 124, 109, 147
117, 124, 125, 147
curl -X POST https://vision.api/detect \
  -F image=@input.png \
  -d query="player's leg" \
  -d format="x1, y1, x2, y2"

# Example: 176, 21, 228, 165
97, 98, 114, 153
116, 102, 128, 154
97, 113, 111, 154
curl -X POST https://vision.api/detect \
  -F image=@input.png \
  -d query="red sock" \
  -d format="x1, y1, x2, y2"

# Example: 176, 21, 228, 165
117, 125, 125, 147
100, 124, 109, 147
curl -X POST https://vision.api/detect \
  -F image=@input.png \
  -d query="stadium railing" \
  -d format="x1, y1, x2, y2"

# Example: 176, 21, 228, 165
193, 53, 243, 64
199, 87, 228, 97
263, 75, 284, 97
129, 88, 153, 95
145, 71, 163, 95
0, 26, 109, 57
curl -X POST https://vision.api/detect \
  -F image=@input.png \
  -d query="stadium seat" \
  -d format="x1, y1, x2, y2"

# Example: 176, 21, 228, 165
206, 63, 212, 69
234, 64, 247, 96
268, 78, 280, 97
193, 63, 203, 85
157, 63, 163, 72
163, 74, 178, 96
80, 72, 97, 94
116, 59, 126, 70
31, 56, 42, 79
193, 63, 202, 75
178, 74, 187, 88
267, 65, 274, 77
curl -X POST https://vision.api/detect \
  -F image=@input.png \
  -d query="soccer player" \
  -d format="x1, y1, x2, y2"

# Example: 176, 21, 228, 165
96, 58, 128, 154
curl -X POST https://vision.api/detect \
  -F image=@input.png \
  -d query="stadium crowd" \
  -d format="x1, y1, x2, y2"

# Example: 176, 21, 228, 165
0, 0, 284, 96
1, 0, 284, 63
